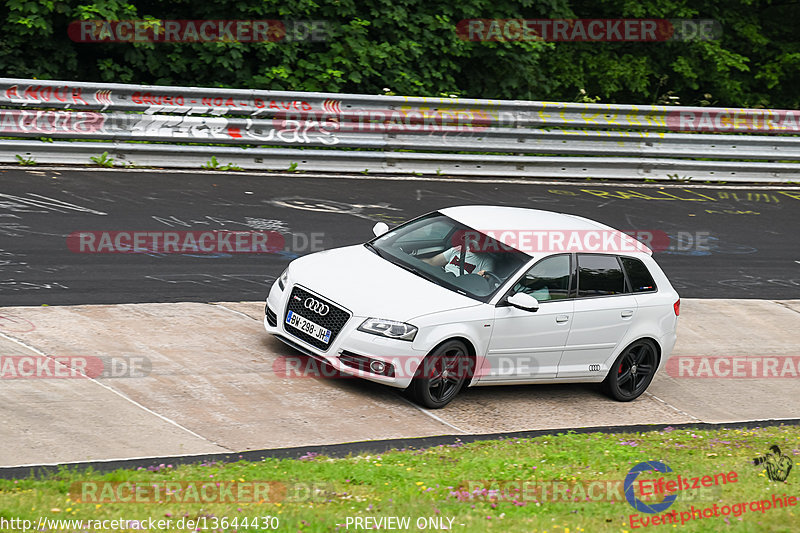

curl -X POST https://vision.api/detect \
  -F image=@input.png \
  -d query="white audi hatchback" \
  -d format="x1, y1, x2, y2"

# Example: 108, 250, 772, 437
264, 206, 679, 408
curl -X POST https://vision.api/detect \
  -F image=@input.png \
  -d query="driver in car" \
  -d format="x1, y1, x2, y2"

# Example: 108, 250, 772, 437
423, 243, 495, 279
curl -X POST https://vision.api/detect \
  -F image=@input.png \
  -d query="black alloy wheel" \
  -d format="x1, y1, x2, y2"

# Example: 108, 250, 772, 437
408, 340, 472, 408
603, 339, 658, 401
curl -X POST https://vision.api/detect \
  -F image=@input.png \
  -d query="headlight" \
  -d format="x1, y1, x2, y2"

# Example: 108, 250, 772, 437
277, 268, 289, 291
358, 318, 418, 341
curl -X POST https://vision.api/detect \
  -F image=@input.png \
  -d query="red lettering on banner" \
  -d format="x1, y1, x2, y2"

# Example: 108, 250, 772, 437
266, 100, 311, 111
71, 88, 88, 105
4, 84, 91, 105
23, 86, 39, 101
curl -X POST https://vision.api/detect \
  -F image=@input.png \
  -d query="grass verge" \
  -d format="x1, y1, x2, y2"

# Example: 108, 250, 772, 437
1, 425, 798, 532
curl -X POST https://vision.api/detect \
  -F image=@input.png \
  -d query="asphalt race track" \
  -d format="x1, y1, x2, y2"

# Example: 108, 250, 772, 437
1, 167, 800, 468
1, 167, 799, 306
1, 298, 798, 467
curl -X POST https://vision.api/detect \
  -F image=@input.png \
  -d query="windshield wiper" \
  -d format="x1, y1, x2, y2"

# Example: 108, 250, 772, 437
364, 241, 383, 258
388, 257, 439, 284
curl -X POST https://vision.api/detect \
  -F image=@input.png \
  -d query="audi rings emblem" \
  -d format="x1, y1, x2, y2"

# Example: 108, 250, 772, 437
304, 297, 329, 316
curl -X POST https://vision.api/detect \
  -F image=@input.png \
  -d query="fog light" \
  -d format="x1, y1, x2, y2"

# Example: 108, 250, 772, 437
370, 360, 386, 374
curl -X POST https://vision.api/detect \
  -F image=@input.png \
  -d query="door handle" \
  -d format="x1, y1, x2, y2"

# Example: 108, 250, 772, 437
555, 315, 569, 323
621, 310, 634, 318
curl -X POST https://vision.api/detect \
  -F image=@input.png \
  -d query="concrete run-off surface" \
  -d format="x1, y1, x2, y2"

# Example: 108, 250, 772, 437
0, 299, 798, 467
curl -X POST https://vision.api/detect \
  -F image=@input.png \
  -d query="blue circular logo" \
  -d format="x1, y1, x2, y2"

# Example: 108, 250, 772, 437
624, 461, 677, 514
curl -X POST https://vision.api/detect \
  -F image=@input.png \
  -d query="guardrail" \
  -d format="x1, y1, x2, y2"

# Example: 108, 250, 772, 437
2, 78, 800, 182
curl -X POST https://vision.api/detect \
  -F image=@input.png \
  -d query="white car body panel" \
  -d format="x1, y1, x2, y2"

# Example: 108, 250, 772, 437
481, 300, 573, 381
559, 294, 639, 379
264, 206, 678, 397
287, 245, 482, 320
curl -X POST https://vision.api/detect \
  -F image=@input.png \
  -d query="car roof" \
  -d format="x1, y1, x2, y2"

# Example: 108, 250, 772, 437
439, 205, 652, 256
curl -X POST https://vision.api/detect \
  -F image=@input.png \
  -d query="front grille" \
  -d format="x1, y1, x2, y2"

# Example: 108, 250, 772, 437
265, 304, 277, 327
284, 286, 350, 351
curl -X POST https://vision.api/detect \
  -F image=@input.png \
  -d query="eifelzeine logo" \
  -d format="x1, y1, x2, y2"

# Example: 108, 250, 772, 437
625, 461, 738, 515
625, 462, 678, 514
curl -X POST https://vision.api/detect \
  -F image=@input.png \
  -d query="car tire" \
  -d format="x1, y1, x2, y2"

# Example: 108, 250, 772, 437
602, 339, 658, 402
408, 340, 472, 409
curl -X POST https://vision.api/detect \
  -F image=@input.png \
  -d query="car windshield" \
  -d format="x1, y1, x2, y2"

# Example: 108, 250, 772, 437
367, 212, 531, 302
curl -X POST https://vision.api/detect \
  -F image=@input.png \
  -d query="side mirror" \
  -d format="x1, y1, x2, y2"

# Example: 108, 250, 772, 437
372, 222, 389, 237
507, 292, 540, 312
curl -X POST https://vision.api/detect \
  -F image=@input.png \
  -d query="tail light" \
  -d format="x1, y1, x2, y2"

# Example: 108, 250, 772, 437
673, 299, 681, 316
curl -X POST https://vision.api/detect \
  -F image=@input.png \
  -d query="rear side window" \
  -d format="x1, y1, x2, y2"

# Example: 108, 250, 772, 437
577, 254, 625, 297
620, 257, 657, 293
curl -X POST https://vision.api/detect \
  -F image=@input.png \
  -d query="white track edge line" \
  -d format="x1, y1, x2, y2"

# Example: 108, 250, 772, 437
212, 302, 469, 434
211, 302, 261, 321
394, 393, 468, 434
644, 391, 702, 422
0, 331, 227, 449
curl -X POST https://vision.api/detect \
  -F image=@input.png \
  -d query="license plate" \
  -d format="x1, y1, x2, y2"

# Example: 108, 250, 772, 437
286, 310, 332, 344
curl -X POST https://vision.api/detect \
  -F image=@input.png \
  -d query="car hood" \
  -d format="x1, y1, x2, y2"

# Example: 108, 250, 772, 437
287, 245, 481, 321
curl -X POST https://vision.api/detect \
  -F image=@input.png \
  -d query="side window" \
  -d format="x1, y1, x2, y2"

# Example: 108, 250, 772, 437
577, 254, 626, 297
620, 256, 658, 292
511, 254, 571, 302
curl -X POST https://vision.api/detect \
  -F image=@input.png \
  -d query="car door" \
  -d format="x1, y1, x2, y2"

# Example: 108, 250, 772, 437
558, 254, 637, 379
480, 254, 574, 382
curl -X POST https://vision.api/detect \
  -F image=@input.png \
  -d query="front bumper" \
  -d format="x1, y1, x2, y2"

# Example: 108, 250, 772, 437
264, 282, 427, 389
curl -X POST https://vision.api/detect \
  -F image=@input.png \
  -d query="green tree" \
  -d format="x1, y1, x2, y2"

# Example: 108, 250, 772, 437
1, 0, 797, 108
